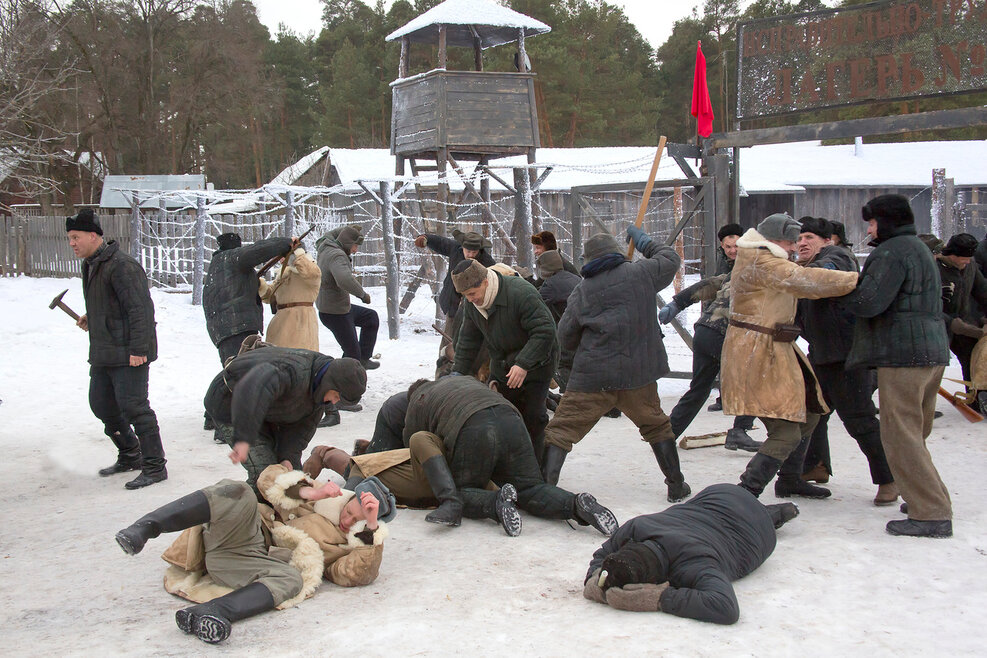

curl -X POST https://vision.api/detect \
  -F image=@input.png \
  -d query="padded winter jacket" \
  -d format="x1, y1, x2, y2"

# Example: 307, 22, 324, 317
423, 233, 495, 317
316, 237, 367, 315
81, 240, 158, 366
203, 237, 292, 345
796, 245, 860, 365
937, 256, 987, 335
539, 269, 581, 323
403, 376, 519, 453
843, 224, 950, 369
587, 484, 776, 625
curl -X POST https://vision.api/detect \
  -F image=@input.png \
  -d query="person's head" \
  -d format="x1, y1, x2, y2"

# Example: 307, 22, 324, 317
451, 258, 489, 305
314, 357, 367, 407
757, 213, 801, 255
582, 232, 621, 263
862, 194, 914, 243
796, 216, 833, 263
337, 225, 364, 255
918, 233, 945, 254
829, 221, 851, 248
717, 223, 743, 261
217, 232, 242, 251
941, 233, 978, 270
531, 230, 558, 257
458, 231, 487, 260
65, 208, 104, 258
536, 249, 564, 280
407, 378, 431, 398
338, 476, 397, 532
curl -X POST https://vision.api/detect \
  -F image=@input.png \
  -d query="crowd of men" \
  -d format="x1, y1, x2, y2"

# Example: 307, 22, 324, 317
61, 192, 979, 642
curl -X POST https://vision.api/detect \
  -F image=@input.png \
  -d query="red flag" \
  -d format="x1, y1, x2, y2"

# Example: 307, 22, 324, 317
691, 40, 714, 138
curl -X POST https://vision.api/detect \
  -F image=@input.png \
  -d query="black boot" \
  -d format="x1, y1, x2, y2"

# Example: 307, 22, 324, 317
572, 493, 619, 536
738, 452, 782, 497
203, 413, 215, 431
546, 391, 561, 412
494, 484, 522, 537
541, 445, 568, 486
421, 456, 463, 527
116, 490, 210, 555
764, 502, 799, 529
724, 428, 763, 452
774, 434, 830, 498
886, 518, 952, 538
175, 582, 276, 644
99, 428, 142, 477
650, 440, 691, 502
318, 405, 340, 428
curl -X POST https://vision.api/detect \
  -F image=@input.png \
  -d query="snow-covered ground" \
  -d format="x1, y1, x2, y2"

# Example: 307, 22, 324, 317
1, 276, 985, 656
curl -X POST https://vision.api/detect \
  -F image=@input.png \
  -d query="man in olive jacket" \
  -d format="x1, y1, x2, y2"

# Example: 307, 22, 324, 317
843, 194, 952, 538
451, 258, 559, 459
317, 225, 379, 368
66, 208, 167, 489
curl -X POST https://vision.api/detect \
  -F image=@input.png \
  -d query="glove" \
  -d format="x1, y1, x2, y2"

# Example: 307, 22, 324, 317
583, 568, 606, 604
950, 317, 985, 338
626, 225, 652, 252
414, 235, 427, 248
658, 301, 680, 324
361, 293, 371, 304
605, 583, 668, 612
601, 541, 662, 590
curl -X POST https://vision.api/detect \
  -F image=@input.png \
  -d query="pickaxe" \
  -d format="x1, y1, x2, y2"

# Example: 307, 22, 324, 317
49, 289, 81, 321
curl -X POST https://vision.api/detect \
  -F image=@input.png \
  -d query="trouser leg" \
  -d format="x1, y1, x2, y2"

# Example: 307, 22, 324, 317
777, 413, 822, 478
950, 335, 977, 389
500, 378, 551, 461
732, 415, 756, 431
618, 381, 675, 445
319, 311, 360, 359
89, 365, 135, 448
109, 364, 166, 473
804, 412, 832, 474
819, 363, 892, 485
349, 305, 379, 361
669, 325, 722, 437
543, 390, 612, 452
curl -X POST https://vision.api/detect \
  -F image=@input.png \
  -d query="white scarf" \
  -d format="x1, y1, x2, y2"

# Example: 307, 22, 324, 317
474, 269, 499, 319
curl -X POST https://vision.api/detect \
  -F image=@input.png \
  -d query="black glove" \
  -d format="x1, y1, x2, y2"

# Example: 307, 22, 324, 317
601, 541, 662, 590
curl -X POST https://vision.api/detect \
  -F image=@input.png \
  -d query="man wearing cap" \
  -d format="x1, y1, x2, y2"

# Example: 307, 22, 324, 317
451, 257, 559, 459
531, 230, 579, 276
115, 463, 394, 644
842, 195, 952, 537
66, 208, 168, 489
203, 345, 367, 495
536, 249, 581, 323
722, 214, 858, 499
317, 225, 379, 370
541, 227, 690, 503
794, 217, 896, 505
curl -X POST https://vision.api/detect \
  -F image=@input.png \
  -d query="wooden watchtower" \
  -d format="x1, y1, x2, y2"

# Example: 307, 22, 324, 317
386, 0, 550, 227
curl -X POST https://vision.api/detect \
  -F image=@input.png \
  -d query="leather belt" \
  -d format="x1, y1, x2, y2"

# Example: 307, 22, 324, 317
728, 319, 775, 336
276, 301, 313, 309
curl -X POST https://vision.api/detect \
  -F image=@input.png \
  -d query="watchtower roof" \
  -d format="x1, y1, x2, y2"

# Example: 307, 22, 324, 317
385, 0, 550, 49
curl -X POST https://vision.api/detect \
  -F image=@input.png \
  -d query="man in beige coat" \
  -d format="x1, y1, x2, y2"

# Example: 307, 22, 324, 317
721, 214, 858, 498
260, 246, 321, 352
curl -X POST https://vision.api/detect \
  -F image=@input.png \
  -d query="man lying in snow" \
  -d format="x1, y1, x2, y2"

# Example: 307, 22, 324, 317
115, 463, 395, 644
582, 484, 797, 625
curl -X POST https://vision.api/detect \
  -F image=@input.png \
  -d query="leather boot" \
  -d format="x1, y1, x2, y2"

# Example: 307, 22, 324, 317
175, 582, 276, 644
572, 493, 619, 536
541, 444, 568, 486
318, 405, 340, 428
302, 445, 332, 479
650, 440, 691, 503
774, 434, 830, 498
724, 428, 763, 452
115, 490, 210, 555
99, 428, 142, 477
738, 453, 782, 497
886, 518, 952, 538
494, 483, 522, 537
421, 456, 463, 526
764, 502, 799, 529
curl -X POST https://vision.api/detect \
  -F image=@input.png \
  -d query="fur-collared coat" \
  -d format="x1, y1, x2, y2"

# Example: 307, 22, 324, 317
260, 248, 321, 351
162, 464, 388, 610
721, 229, 858, 422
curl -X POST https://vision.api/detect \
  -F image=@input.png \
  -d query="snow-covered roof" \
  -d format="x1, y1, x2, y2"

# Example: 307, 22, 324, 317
386, 0, 551, 49
270, 146, 329, 186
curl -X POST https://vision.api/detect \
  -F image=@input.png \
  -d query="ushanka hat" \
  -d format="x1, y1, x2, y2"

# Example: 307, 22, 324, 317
798, 216, 833, 240
531, 230, 558, 251
217, 232, 242, 251
757, 213, 801, 243
583, 232, 621, 261
536, 249, 564, 279
942, 233, 978, 258
65, 208, 102, 235
451, 258, 488, 292
453, 229, 491, 251
312, 357, 367, 406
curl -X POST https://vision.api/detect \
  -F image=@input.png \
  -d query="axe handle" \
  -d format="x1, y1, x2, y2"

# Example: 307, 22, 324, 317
625, 136, 667, 260
938, 387, 984, 423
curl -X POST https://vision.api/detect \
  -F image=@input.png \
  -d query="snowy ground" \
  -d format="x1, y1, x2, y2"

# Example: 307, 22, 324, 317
1, 275, 985, 656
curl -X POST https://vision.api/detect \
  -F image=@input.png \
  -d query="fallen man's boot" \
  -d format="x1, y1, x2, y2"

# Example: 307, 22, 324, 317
99, 429, 142, 476
774, 475, 831, 499
724, 428, 762, 452
302, 445, 332, 479
352, 439, 370, 456
764, 502, 799, 529
116, 490, 211, 555
573, 493, 618, 536
650, 440, 691, 503
541, 444, 568, 486
422, 456, 463, 526
175, 582, 276, 644
318, 407, 340, 428
886, 518, 952, 538
495, 484, 522, 537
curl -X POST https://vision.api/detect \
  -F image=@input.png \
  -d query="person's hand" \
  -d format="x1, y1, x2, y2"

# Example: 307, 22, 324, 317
129, 355, 147, 367
583, 568, 607, 604
360, 491, 379, 530
229, 441, 250, 464
626, 225, 652, 252
362, 293, 371, 304
605, 583, 668, 612
506, 365, 528, 388
290, 237, 301, 250
658, 302, 680, 324
414, 235, 427, 248
76, 314, 88, 331
302, 480, 342, 501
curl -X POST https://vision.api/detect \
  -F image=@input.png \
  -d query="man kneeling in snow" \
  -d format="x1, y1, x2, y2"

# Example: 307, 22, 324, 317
582, 484, 797, 625
115, 463, 395, 644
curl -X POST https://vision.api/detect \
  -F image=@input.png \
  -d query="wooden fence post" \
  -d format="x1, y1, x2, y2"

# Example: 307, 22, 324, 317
192, 195, 207, 305
129, 192, 141, 263
514, 167, 534, 271
932, 168, 947, 236
380, 181, 400, 339
284, 189, 294, 238
569, 191, 582, 268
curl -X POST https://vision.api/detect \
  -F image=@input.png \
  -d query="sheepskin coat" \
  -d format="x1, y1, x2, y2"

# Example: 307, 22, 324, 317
260, 248, 321, 351
721, 229, 858, 422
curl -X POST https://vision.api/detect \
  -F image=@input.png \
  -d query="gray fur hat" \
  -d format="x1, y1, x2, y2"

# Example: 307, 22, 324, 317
758, 213, 801, 243
583, 232, 621, 261
451, 258, 488, 292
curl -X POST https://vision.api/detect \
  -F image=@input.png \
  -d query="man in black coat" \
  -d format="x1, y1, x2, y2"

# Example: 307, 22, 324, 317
67, 209, 167, 489
203, 346, 366, 494
583, 484, 797, 625
536, 249, 580, 324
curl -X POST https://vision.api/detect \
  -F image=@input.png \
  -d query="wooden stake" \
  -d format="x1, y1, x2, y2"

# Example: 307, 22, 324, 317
626, 135, 667, 260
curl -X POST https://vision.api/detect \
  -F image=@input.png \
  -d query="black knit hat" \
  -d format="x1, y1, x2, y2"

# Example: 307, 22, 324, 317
716, 223, 743, 242
217, 232, 242, 251
942, 233, 978, 258
798, 216, 833, 239
65, 208, 102, 235
829, 221, 852, 247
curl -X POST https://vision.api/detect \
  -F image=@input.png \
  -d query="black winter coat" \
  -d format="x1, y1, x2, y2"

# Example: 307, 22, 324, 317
423, 234, 496, 317
975, 237, 987, 279
203, 237, 292, 345
81, 240, 158, 366
403, 376, 519, 453
539, 270, 581, 323
844, 224, 949, 369
796, 245, 860, 365
587, 484, 776, 625
937, 256, 987, 336
367, 391, 410, 452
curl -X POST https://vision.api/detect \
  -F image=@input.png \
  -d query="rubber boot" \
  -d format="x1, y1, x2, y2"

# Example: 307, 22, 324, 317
175, 582, 276, 644
541, 444, 568, 486
764, 502, 799, 529
421, 456, 463, 526
99, 428, 142, 476
738, 453, 783, 498
650, 440, 691, 503
774, 434, 830, 499
494, 484, 522, 537
724, 428, 763, 453
115, 490, 211, 555
573, 493, 619, 536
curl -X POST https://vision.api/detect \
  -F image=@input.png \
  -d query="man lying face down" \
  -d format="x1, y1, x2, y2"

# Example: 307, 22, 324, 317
582, 484, 797, 624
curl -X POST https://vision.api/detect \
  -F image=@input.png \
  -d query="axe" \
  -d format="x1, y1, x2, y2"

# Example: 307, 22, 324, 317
49, 289, 81, 321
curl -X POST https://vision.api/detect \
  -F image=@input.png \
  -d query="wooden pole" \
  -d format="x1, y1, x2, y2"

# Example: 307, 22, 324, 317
438, 26, 447, 69
626, 135, 667, 259
514, 167, 534, 270
399, 37, 409, 77
380, 181, 400, 339
192, 195, 206, 305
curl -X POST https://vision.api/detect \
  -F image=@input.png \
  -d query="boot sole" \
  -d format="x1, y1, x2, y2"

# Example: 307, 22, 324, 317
496, 484, 522, 537
575, 493, 618, 536
114, 531, 141, 555
886, 522, 952, 538
194, 615, 232, 643
775, 490, 831, 499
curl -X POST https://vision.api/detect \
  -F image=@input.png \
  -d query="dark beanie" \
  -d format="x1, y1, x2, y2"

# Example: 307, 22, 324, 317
451, 258, 488, 292
942, 233, 978, 258
65, 208, 102, 235
536, 249, 564, 280
862, 194, 914, 226
716, 223, 743, 242
532, 230, 558, 251
338, 226, 364, 251
799, 216, 833, 239
315, 357, 367, 406
583, 233, 621, 261
829, 221, 852, 247
217, 232, 242, 251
